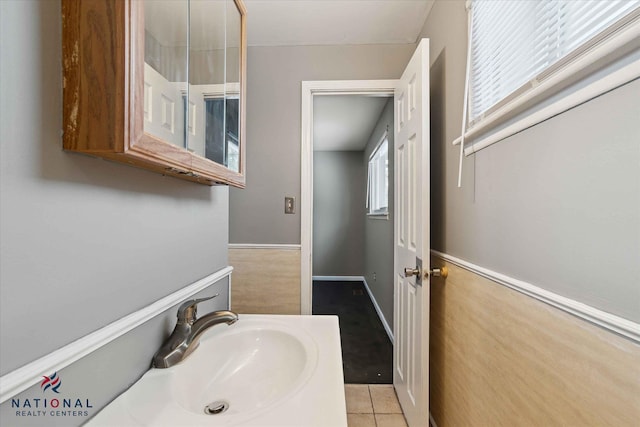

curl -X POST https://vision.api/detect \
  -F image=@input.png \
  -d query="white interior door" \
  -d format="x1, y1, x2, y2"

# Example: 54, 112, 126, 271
393, 38, 430, 427
143, 63, 187, 149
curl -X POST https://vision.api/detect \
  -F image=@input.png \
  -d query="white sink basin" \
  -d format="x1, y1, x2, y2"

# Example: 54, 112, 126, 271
87, 315, 346, 427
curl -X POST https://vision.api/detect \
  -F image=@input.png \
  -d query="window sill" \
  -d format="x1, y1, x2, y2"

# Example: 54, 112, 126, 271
367, 213, 389, 220
454, 19, 640, 156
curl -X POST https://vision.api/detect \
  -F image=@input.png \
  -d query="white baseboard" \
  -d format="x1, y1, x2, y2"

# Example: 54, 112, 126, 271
0, 266, 233, 404
229, 243, 301, 250
313, 275, 394, 344
431, 250, 640, 343
362, 278, 395, 345
312, 275, 364, 281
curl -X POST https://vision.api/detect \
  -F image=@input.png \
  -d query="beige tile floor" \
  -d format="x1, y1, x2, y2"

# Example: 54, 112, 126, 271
345, 384, 408, 427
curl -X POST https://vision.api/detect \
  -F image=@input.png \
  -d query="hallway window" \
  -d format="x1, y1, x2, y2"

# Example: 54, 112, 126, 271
367, 135, 388, 216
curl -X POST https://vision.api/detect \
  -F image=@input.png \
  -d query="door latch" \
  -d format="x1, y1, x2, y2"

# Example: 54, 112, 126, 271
404, 267, 420, 277
403, 257, 422, 285
425, 266, 448, 279
404, 264, 449, 285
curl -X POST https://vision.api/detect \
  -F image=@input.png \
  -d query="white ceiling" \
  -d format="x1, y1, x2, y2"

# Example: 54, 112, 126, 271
313, 95, 390, 151
244, 0, 435, 47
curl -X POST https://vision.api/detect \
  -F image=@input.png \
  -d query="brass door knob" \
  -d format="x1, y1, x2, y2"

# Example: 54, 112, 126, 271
426, 266, 448, 279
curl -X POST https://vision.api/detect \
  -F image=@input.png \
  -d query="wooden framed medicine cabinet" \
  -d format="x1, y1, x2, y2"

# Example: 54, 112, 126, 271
61, 0, 247, 187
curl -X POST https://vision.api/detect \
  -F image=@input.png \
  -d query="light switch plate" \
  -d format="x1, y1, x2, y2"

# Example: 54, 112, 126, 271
285, 197, 295, 214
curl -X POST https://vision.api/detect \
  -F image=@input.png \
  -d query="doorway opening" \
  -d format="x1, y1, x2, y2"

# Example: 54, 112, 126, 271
300, 81, 397, 384
301, 41, 431, 427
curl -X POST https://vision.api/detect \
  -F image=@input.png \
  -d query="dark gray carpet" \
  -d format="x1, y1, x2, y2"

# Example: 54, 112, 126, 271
312, 280, 393, 384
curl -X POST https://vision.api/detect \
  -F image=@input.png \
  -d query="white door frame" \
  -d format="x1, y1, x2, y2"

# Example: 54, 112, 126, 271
300, 80, 398, 314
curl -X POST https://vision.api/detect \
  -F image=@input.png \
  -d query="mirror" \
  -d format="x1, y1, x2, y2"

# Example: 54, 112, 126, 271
188, 0, 224, 161
143, 0, 244, 173
223, 0, 242, 172
143, 0, 189, 150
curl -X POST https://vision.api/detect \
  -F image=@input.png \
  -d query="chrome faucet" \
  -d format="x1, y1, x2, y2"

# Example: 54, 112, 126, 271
152, 294, 238, 368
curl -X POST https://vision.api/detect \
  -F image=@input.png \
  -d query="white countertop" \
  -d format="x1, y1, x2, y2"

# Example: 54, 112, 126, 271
86, 314, 347, 427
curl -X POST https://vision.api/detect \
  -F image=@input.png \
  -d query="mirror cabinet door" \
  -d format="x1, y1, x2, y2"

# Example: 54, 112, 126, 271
143, 0, 189, 150
189, 0, 227, 166
225, 0, 242, 173
142, 0, 244, 176
188, 0, 243, 173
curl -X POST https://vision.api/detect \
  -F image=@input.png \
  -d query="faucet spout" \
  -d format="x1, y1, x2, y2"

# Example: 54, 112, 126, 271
152, 297, 238, 368
188, 310, 238, 346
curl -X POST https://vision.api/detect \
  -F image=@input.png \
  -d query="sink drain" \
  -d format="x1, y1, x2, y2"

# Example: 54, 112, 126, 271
204, 400, 229, 415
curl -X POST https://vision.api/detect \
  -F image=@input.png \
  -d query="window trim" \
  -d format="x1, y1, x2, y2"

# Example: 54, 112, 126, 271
366, 131, 389, 218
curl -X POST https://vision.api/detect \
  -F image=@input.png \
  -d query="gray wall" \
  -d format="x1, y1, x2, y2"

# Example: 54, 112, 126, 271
229, 1, 639, 323
0, 281, 230, 427
312, 151, 365, 276
363, 99, 395, 329
0, 1, 229, 424
420, 1, 640, 322
229, 43, 416, 244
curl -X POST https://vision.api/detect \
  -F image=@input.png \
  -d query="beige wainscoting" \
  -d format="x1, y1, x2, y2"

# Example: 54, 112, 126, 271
229, 247, 301, 314
429, 254, 640, 427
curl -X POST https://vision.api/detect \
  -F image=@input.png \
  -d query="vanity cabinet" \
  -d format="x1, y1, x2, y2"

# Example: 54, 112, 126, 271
61, 0, 247, 187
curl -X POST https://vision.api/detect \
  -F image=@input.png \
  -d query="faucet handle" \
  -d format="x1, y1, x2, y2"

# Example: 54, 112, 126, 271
177, 294, 219, 324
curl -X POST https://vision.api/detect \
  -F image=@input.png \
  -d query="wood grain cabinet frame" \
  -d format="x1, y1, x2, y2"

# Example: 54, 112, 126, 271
61, 0, 247, 187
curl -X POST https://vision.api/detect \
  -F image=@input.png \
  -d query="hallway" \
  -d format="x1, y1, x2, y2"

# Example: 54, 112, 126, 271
313, 280, 393, 384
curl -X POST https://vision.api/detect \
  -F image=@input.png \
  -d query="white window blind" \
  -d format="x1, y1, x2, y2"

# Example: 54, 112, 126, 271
469, 0, 640, 124
366, 136, 389, 216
